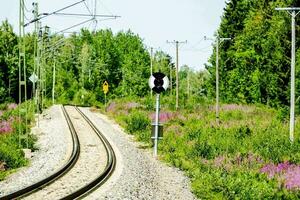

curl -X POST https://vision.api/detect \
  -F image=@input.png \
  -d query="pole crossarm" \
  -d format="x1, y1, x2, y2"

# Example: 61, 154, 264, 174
275, 7, 300, 17
49, 12, 121, 18
275, 7, 300, 11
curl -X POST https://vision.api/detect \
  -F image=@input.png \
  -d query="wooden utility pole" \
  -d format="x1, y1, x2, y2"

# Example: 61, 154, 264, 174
167, 40, 187, 110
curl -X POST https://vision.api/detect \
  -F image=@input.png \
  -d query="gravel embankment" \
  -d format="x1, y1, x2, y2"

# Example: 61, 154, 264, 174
0, 105, 72, 197
81, 108, 197, 200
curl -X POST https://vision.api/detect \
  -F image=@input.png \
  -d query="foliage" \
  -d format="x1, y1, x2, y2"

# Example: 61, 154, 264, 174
0, 101, 36, 180
206, 0, 298, 108
107, 97, 300, 198
125, 110, 150, 134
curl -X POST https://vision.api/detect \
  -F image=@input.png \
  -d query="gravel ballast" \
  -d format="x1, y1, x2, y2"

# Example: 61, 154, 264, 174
0, 105, 72, 197
81, 108, 196, 200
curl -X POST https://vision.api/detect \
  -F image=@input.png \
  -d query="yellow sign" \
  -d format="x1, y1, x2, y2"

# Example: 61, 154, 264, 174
103, 81, 109, 94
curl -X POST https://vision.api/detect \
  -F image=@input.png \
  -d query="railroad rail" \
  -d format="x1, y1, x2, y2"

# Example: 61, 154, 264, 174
0, 105, 116, 200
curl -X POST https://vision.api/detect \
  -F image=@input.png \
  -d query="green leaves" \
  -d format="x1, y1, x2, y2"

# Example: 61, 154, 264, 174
206, 0, 296, 108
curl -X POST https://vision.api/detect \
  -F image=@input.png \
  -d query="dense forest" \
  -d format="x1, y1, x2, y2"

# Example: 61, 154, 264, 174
206, 0, 300, 109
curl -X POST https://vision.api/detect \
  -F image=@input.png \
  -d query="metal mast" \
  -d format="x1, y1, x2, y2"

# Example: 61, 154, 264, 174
33, 2, 38, 111
18, 0, 28, 147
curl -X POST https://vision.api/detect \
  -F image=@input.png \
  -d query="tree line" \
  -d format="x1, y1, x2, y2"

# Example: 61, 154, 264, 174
0, 20, 209, 106
4, 0, 299, 109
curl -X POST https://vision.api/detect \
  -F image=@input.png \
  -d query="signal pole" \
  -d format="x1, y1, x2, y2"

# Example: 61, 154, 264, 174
167, 40, 187, 110
275, 7, 300, 142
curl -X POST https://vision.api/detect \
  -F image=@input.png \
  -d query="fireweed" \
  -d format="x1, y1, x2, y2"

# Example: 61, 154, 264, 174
260, 162, 300, 190
0, 120, 13, 134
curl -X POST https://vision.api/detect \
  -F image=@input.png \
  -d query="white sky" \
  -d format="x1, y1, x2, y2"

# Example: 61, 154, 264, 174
0, 0, 226, 71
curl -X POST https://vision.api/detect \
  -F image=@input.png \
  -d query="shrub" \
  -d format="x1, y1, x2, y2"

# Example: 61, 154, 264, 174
125, 110, 150, 134
0, 138, 27, 168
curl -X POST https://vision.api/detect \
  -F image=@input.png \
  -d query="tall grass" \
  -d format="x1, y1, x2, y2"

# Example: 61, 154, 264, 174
0, 101, 36, 181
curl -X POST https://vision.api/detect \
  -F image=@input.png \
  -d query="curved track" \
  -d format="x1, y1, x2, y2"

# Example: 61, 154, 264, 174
0, 105, 116, 200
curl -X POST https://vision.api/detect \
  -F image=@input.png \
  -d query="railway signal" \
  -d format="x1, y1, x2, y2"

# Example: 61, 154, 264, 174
148, 72, 169, 157
148, 72, 169, 94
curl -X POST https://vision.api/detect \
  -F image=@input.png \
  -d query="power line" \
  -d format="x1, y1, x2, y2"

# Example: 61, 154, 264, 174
55, 18, 94, 34
24, 0, 87, 27
84, 0, 93, 15
50, 12, 120, 18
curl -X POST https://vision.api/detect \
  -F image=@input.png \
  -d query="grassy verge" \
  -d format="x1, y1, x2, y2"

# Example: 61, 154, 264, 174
0, 101, 37, 181
103, 96, 300, 199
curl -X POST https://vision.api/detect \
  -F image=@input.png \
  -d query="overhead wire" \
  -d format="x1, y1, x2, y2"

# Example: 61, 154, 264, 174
98, 0, 114, 15
55, 18, 94, 34
24, 0, 87, 26
84, 0, 93, 15
23, 0, 33, 13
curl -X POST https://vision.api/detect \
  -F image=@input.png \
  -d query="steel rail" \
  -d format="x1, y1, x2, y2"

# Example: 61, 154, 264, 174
0, 105, 80, 200
61, 107, 116, 199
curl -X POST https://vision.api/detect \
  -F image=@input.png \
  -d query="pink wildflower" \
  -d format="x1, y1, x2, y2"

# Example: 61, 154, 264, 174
149, 112, 175, 123
0, 120, 13, 134
7, 103, 17, 110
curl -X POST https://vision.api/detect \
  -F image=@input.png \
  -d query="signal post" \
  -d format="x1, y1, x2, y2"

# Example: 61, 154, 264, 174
148, 72, 169, 157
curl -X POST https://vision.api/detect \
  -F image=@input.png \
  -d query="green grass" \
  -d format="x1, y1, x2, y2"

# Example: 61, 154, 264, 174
104, 96, 300, 199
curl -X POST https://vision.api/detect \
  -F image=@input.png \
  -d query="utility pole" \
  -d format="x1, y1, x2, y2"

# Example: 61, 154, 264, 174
33, 2, 38, 102
150, 47, 153, 98
205, 36, 231, 125
169, 63, 173, 94
19, 0, 28, 148
33, 2, 39, 114
276, 7, 300, 142
167, 40, 187, 110
52, 56, 56, 105
187, 69, 190, 98
37, 22, 42, 114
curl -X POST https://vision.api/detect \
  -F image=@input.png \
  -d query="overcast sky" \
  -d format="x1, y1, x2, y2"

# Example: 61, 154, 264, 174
0, 0, 227, 71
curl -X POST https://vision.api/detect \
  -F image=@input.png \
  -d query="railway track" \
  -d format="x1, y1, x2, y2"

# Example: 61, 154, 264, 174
0, 105, 116, 200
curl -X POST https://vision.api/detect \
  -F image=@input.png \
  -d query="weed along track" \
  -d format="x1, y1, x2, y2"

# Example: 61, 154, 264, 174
0, 106, 116, 200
